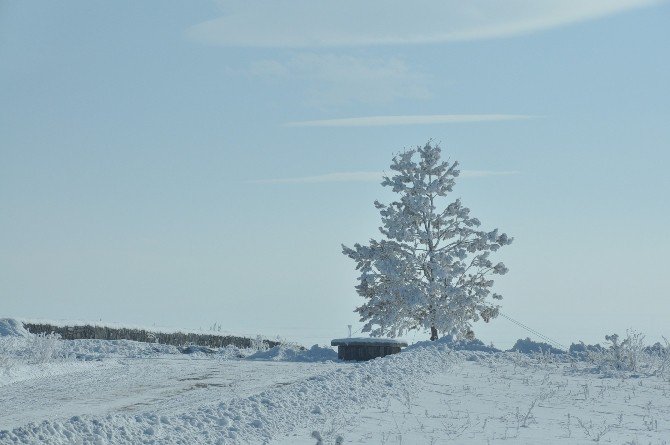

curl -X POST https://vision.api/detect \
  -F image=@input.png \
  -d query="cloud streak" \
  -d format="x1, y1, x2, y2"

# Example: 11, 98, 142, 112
187, 0, 662, 47
284, 114, 533, 128
251, 54, 430, 106
248, 170, 519, 184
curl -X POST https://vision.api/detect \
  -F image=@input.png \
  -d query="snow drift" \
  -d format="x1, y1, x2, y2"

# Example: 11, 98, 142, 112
247, 344, 338, 362
0, 319, 30, 338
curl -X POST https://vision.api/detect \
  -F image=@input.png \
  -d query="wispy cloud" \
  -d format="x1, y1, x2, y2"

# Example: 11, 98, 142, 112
187, 0, 662, 47
250, 54, 429, 106
284, 114, 533, 128
248, 170, 519, 184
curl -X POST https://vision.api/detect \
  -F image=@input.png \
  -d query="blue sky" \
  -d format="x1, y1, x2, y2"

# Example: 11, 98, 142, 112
1, 1, 669, 347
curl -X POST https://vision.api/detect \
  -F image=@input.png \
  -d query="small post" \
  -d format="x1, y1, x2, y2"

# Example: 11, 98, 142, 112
347, 325, 352, 338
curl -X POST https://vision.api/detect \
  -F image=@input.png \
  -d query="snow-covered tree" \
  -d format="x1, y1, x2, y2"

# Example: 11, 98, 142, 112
342, 142, 513, 341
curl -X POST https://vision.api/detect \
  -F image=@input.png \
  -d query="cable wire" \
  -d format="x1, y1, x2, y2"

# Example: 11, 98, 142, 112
498, 311, 567, 350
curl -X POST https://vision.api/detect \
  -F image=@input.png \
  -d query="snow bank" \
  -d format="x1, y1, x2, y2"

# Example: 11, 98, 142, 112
63, 339, 180, 360
247, 344, 338, 362
61, 340, 254, 360
0, 319, 30, 338
1, 330, 67, 387
406, 335, 500, 353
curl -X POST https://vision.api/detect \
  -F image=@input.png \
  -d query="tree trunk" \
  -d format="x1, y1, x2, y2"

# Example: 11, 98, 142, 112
430, 326, 438, 341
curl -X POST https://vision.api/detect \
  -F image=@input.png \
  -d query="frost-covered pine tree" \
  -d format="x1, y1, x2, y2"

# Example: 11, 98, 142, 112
342, 142, 513, 341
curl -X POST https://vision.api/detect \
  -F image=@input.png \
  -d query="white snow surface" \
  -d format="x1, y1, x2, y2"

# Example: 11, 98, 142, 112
2, 324, 670, 444
1, 340, 444, 444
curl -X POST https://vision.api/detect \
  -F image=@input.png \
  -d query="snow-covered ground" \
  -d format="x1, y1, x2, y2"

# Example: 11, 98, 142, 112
311, 352, 670, 444
1, 358, 342, 430
1, 319, 670, 444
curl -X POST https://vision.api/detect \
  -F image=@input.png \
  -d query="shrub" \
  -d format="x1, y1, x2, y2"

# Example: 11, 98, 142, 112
250, 335, 270, 352
587, 331, 645, 373
440, 335, 500, 353
569, 342, 604, 356
28, 332, 63, 364
0, 337, 18, 374
509, 337, 564, 355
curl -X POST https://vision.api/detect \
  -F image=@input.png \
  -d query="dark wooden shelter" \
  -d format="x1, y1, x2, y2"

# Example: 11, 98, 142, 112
331, 338, 408, 361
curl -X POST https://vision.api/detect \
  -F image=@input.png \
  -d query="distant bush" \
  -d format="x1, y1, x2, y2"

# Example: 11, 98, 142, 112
29, 332, 63, 364
0, 337, 18, 374
649, 339, 670, 379
250, 335, 270, 352
439, 336, 500, 353
508, 338, 564, 355
568, 342, 605, 357
644, 341, 669, 355
579, 331, 670, 379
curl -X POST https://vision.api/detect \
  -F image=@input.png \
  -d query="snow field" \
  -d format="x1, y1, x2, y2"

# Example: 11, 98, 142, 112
303, 352, 670, 444
1, 344, 455, 444
3, 318, 670, 444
